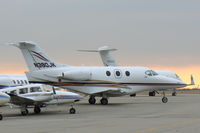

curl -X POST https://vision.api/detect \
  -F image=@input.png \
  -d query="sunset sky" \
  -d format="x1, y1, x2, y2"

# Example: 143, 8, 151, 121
0, 0, 199, 88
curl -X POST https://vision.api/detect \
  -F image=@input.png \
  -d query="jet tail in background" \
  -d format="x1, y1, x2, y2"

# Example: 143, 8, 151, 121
8, 41, 67, 71
78, 46, 118, 66
190, 75, 195, 85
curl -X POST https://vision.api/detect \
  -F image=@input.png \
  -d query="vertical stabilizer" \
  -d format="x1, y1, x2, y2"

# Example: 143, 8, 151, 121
10, 41, 66, 71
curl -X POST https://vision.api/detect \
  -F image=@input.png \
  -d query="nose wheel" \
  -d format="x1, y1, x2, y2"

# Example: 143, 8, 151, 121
162, 91, 168, 103
162, 97, 168, 103
69, 108, 76, 114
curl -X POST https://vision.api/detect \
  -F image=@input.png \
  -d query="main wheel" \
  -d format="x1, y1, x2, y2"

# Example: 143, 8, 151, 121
172, 92, 177, 96
69, 108, 76, 114
21, 109, 29, 116
34, 106, 41, 114
149, 91, 156, 96
162, 97, 168, 103
100, 98, 108, 105
89, 97, 96, 104
130, 93, 136, 97
0, 114, 3, 120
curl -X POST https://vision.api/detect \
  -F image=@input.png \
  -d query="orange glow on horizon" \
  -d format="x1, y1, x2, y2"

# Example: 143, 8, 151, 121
150, 65, 200, 89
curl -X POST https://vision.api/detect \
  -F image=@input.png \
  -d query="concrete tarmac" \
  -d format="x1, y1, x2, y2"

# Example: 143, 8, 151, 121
1, 94, 200, 133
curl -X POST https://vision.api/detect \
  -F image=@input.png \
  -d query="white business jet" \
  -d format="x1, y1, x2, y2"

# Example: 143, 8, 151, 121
79, 46, 194, 97
9, 41, 188, 105
0, 92, 10, 120
0, 84, 83, 116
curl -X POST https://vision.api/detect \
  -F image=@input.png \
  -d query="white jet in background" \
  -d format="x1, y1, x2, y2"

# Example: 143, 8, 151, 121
10, 41, 189, 105
0, 74, 29, 89
1, 84, 83, 116
78, 46, 194, 97
0, 92, 10, 120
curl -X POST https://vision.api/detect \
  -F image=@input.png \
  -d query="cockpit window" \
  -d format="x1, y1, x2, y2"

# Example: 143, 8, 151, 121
145, 70, 152, 76
175, 74, 180, 79
145, 70, 158, 76
152, 71, 158, 76
30, 87, 42, 92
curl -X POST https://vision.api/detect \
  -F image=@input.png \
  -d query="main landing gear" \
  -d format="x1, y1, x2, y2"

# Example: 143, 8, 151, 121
0, 114, 3, 120
88, 96, 109, 105
100, 98, 108, 105
149, 91, 156, 96
21, 109, 29, 116
162, 91, 168, 103
130, 93, 136, 97
89, 96, 96, 104
34, 106, 41, 114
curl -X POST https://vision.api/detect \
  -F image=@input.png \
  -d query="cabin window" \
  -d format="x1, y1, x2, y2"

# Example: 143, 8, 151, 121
21, 80, 24, 84
17, 80, 20, 84
13, 80, 16, 84
114, 69, 122, 78
30, 87, 42, 92
125, 71, 130, 76
116, 71, 121, 76
106, 71, 111, 76
19, 88, 28, 94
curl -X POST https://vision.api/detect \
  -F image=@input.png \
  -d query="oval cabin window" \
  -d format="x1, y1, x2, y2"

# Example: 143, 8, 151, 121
125, 71, 130, 76
106, 71, 111, 76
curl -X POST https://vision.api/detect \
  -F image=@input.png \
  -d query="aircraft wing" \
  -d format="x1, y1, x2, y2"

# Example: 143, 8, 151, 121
92, 88, 127, 96
8, 94, 39, 106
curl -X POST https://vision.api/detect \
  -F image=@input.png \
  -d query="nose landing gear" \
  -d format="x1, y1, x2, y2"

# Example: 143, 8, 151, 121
162, 91, 168, 103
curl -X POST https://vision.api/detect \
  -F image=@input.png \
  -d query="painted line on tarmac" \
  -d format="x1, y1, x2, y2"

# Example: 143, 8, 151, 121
134, 118, 200, 133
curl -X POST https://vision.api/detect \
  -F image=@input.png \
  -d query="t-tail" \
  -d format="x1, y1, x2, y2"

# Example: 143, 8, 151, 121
78, 46, 118, 66
9, 41, 66, 71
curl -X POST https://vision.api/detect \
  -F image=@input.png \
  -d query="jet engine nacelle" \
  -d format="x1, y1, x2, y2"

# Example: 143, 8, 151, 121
61, 70, 92, 81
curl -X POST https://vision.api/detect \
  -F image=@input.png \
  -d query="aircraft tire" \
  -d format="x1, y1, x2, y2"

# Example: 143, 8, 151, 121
69, 108, 76, 114
162, 97, 168, 103
130, 94, 136, 97
0, 114, 3, 120
172, 92, 177, 96
21, 109, 29, 116
149, 91, 156, 96
89, 97, 96, 104
34, 106, 41, 114
100, 98, 108, 105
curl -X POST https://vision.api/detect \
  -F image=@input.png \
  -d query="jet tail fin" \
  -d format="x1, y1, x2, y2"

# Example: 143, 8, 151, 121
9, 41, 67, 71
78, 46, 118, 66
190, 75, 195, 85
